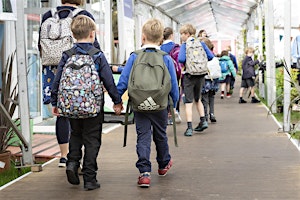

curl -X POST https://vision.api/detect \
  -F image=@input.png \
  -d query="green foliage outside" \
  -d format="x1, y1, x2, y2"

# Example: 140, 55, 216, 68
275, 67, 299, 107
0, 161, 31, 187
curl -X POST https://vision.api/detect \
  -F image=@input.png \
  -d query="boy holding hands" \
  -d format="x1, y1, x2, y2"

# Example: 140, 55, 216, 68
117, 18, 179, 187
51, 15, 123, 190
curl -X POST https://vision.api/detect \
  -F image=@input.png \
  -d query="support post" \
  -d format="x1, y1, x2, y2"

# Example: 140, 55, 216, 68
15, 2, 33, 165
283, 0, 291, 132
264, 0, 276, 113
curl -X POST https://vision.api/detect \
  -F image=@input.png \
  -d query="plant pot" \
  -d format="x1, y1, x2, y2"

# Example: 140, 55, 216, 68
0, 151, 11, 173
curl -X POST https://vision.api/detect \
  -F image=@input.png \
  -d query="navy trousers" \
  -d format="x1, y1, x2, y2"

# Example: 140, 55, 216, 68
134, 109, 171, 173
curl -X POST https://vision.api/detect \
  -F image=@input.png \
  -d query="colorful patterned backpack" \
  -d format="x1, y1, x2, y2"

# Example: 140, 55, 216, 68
57, 47, 103, 119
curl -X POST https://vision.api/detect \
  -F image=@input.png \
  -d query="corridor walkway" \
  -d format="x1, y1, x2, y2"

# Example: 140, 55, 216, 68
1, 77, 300, 200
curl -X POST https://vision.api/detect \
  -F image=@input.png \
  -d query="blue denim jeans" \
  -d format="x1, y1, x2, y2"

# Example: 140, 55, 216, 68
134, 109, 171, 173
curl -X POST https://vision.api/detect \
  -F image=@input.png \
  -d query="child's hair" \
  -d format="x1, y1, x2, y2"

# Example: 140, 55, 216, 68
163, 27, 173, 40
197, 29, 206, 37
142, 18, 164, 44
221, 50, 229, 57
61, 0, 82, 6
245, 47, 254, 54
200, 37, 213, 51
71, 15, 96, 40
179, 24, 196, 36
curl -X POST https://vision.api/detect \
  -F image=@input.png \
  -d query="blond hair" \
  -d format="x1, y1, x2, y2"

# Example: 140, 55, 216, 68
179, 24, 196, 36
142, 18, 164, 44
245, 47, 254, 54
71, 15, 96, 40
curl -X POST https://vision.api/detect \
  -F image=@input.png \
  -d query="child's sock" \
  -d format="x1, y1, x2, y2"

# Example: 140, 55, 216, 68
200, 116, 206, 122
187, 122, 192, 129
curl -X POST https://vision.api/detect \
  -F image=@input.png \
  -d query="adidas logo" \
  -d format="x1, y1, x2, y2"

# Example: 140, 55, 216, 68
138, 97, 160, 111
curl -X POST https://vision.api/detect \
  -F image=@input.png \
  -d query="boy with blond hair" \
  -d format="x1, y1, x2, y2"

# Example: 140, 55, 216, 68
117, 18, 179, 188
178, 24, 214, 136
51, 15, 123, 190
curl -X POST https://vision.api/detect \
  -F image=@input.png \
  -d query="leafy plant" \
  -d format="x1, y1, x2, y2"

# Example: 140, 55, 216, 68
0, 51, 19, 153
275, 66, 299, 107
269, 60, 300, 138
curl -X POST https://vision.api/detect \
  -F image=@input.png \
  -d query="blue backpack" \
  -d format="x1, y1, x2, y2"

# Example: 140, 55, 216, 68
220, 60, 229, 73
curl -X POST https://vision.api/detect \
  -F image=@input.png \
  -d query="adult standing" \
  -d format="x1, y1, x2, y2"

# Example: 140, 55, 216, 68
38, 0, 100, 167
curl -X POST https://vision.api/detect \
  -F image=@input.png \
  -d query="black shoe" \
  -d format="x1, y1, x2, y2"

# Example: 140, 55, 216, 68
210, 114, 217, 123
66, 162, 80, 185
239, 98, 247, 104
84, 181, 100, 191
251, 98, 260, 103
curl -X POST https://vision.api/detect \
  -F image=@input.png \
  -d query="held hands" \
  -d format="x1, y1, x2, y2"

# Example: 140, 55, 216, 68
52, 107, 59, 116
113, 103, 124, 115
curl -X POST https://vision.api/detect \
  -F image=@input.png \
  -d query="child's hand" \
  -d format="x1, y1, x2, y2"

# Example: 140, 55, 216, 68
52, 107, 59, 116
112, 66, 119, 72
113, 103, 123, 115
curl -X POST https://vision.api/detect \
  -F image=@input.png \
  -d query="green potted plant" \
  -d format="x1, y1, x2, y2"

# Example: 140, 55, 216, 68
0, 51, 19, 172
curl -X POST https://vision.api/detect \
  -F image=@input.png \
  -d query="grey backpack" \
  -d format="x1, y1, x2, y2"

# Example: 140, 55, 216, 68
185, 37, 208, 75
128, 48, 171, 112
40, 8, 83, 66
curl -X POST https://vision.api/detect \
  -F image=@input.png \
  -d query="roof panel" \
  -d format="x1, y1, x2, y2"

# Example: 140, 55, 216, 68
143, 0, 260, 39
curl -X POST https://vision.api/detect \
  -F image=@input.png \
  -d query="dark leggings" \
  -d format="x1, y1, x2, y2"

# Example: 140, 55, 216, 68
55, 116, 70, 144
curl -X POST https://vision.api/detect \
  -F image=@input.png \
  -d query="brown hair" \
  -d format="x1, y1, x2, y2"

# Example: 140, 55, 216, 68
163, 27, 173, 40
71, 15, 96, 40
61, 0, 83, 6
198, 29, 206, 37
245, 47, 254, 54
200, 37, 213, 51
179, 24, 196, 36
221, 50, 229, 57
142, 18, 164, 44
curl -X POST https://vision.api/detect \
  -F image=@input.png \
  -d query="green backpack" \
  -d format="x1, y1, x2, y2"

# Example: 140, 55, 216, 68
128, 48, 171, 112
123, 48, 178, 148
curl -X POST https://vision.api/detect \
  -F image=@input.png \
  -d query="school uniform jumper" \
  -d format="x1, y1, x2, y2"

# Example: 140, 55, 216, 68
117, 45, 179, 173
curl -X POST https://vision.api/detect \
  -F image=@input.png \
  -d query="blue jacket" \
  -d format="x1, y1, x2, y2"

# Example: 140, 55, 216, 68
51, 43, 122, 106
178, 40, 214, 65
117, 46, 179, 107
291, 35, 300, 63
160, 40, 175, 54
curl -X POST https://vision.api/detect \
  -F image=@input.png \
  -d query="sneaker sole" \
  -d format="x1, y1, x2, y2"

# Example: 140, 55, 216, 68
194, 126, 208, 132
66, 169, 80, 185
184, 133, 193, 136
138, 183, 150, 188
58, 163, 66, 168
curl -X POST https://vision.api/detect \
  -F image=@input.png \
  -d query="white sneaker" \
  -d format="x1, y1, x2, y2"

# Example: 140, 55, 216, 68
175, 112, 182, 124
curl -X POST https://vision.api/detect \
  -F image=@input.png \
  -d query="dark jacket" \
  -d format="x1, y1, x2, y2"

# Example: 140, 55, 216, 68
242, 56, 259, 79
51, 43, 122, 107
38, 6, 100, 53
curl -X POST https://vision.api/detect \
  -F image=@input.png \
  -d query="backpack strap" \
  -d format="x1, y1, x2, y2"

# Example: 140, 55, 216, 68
64, 47, 76, 58
169, 96, 178, 147
50, 8, 57, 17
71, 8, 84, 17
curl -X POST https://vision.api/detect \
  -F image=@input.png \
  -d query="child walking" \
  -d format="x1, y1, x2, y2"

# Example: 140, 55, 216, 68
239, 47, 261, 103
117, 19, 179, 188
51, 15, 123, 190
